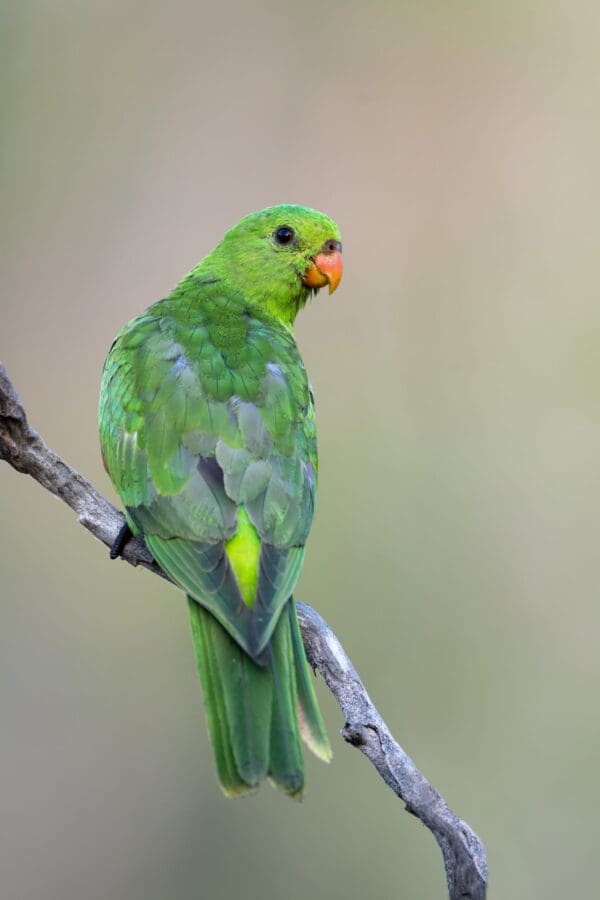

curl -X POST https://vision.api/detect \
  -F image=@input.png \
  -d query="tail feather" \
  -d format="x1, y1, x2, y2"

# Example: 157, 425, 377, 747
268, 610, 303, 798
231, 652, 271, 785
288, 601, 332, 763
187, 595, 330, 798
188, 599, 250, 797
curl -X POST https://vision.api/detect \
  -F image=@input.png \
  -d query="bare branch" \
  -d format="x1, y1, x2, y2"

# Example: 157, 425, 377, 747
0, 361, 162, 577
0, 360, 487, 899
296, 602, 488, 898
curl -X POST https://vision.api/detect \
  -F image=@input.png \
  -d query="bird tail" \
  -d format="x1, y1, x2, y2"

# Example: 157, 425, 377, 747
187, 597, 331, 798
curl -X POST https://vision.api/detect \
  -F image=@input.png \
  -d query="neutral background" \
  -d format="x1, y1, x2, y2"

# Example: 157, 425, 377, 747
2, 2, 599, 897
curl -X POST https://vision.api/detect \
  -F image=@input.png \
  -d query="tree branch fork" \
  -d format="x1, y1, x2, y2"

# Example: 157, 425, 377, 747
0, 360, 487, 899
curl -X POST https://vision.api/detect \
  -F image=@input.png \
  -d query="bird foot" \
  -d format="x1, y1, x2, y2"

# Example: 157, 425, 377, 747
110, 520, 132, 559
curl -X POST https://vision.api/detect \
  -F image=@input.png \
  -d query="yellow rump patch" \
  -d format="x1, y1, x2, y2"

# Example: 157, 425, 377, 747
225, 506, 261, 608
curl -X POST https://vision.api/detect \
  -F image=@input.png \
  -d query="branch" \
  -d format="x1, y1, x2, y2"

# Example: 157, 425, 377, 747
296, 602, 488, 898
0, 360, 487, 899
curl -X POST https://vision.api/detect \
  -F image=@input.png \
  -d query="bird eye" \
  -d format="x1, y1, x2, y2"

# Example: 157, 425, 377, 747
274, 226, 295, 246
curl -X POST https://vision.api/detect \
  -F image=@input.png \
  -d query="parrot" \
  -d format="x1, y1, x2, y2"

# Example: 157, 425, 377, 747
99, 204, 343, 798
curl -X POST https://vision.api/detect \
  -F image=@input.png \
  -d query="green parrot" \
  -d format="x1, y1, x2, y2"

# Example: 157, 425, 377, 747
99, 204, 343, 798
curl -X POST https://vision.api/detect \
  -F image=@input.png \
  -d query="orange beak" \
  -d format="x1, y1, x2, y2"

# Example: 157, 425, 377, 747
302, 247, 343, 294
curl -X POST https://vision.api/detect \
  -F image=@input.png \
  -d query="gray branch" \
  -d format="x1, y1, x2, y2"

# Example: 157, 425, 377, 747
0, 360, 487, 899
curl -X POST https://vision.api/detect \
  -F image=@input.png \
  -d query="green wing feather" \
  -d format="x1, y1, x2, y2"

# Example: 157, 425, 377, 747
100, 292, 317, 658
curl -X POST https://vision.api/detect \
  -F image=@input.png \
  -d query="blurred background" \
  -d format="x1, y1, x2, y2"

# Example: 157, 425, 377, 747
2, 1, 599, 897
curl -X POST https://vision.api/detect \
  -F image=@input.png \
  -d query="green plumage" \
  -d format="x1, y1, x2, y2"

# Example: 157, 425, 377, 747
99, 205, 341, 797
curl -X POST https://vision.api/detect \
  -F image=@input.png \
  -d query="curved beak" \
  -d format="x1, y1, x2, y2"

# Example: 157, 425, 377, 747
302, 243, 343, 294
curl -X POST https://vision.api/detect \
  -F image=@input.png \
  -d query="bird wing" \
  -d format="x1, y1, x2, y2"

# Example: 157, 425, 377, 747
99, 296, 317, 660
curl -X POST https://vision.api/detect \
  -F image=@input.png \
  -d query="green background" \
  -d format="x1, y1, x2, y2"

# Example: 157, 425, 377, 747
2, 2, 599, 897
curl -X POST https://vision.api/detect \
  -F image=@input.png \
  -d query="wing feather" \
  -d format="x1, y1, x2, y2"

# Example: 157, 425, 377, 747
99, 292, 318, 661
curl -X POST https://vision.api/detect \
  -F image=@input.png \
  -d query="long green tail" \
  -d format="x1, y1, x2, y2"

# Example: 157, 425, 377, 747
188, 597, 331, 798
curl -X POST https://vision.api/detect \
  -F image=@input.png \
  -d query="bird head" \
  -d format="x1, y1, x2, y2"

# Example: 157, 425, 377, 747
208, 204, 343, 326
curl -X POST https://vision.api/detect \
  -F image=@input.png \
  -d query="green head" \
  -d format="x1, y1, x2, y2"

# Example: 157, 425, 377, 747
197, 204, 343, 327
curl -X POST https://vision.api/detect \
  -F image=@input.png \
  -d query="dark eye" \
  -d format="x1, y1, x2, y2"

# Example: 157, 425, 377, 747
274, 226, 295, 245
